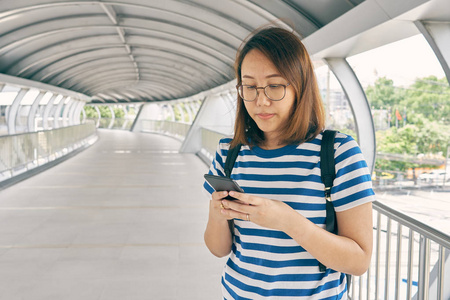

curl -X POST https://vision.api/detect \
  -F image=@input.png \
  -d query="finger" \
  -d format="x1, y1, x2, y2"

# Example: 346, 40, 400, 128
221, 208, 251, 222
212, 191, 229, 201
229, 191, 257, 205
222, 200, 250, 214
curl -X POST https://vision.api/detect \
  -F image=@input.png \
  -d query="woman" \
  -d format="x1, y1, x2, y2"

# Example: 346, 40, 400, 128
203, 26, 375, 299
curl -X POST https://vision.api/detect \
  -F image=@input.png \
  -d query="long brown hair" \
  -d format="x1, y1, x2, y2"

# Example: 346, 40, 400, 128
231, 26, 325, 148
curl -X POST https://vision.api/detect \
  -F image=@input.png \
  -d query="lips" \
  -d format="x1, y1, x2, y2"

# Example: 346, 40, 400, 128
256, 113, 275, 120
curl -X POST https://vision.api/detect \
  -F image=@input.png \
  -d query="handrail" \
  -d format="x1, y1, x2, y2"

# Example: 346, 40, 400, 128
0, 122, 97, 183
373, 201, 450, 249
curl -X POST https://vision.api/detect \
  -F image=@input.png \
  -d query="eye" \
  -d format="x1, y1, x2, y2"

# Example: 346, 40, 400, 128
244, 85, 256, 90
268, 84, 283, 89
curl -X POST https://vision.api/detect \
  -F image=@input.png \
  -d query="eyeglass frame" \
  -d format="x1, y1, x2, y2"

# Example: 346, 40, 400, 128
236, 83, 291, 102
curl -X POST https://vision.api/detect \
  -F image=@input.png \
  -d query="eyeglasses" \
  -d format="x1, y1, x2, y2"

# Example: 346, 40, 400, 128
236, 83, 290, 102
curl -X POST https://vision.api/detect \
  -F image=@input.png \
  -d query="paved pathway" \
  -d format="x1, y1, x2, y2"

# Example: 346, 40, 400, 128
0, 130, 226, 300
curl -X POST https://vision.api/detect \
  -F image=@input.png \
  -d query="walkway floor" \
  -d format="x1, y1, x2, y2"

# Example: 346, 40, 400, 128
0, 130, 226, 300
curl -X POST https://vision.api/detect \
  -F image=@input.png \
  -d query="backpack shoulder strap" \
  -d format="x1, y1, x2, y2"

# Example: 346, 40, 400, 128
320, 130, 337, 192
320, 130, 353, 289
224, 143, 242, 178
319, 130, 338, 272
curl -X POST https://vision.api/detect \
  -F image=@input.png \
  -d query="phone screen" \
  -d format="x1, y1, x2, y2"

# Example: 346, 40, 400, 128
204, 174, 244, 200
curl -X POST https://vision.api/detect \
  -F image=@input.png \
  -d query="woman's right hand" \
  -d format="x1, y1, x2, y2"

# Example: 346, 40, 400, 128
209, 191, 234, 221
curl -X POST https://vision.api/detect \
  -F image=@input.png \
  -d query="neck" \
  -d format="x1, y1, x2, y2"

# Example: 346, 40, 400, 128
260, 135, 286, 150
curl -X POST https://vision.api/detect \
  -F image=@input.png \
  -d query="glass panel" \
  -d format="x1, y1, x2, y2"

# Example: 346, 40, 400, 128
39, 91, 54, 105
315, 62, 357, 138
21, 89, 40, 105
53, 95, 64, 105
0, 84, 20, 106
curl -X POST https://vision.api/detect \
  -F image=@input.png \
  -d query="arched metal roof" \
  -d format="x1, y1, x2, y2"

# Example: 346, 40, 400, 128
0, 0, 363, 103
1, 0, 448, 103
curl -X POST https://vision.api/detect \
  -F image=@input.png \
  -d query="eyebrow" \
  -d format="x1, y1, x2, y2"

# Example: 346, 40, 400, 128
242, 74, 283, 79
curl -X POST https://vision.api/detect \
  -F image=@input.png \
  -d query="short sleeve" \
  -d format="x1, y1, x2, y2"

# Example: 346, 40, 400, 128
331, 133, 376, 212
202, 138, 232, 198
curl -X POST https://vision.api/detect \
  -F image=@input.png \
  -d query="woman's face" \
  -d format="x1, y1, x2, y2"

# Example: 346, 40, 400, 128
241, 49, 295, 144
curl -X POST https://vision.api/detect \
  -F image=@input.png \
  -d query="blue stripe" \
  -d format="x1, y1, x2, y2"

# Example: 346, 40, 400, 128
234, 224, 291, 239
243, 147, 319, 158
334, 174, 372, 193
232, 245, 317, 268
215, 151, 225, 169
236, 161, 317, 169
284, 201, 325, 211
243, 186, 324, 197
235, 235, 305, 254
336, 160, 368, 178
234, 173, 322, 183
204, 181, 214, 194
222, 276, 253, 300
335, 145, 361, 165
227, 259, 333, 283
224, 272, 343, 297
333, 189, 375, 207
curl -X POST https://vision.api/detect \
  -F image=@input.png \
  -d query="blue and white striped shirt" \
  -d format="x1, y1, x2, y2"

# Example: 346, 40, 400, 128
204, 132, 375, 299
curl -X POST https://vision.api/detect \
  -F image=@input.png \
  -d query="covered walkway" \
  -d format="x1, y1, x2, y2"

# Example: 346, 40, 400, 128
0, 130, 224, 299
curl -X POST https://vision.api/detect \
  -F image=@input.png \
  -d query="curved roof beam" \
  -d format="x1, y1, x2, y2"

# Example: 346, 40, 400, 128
11, 47, 128, 78
1, 24, 235, 69
23, 39, 232, 83
53, 60, 214, 89
15, 45, 223, 85
3, 35, 124, 73
95, 88, 155, 102
95, 83, 177, 101
0, 1, 256, 38
4, 29, 232, 80
85, 76, 188, 98
69, 68, 201, 94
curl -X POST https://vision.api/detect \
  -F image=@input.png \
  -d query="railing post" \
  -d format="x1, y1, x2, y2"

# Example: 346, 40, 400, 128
407, 230, 414, 300
375, 212, 381, 300
384, 219, 392, 299
395, 224, 403, 300
417, 236, 430, 300
437, 246, 445, 300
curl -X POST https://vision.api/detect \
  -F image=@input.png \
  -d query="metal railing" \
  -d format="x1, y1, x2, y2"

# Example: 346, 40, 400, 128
350, 201, 449, 300
0, 122, 97, 182
86, 117, 134, 130
138, 120, 190, 141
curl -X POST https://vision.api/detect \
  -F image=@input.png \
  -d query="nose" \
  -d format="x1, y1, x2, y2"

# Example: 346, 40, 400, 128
255, 88, 271, 106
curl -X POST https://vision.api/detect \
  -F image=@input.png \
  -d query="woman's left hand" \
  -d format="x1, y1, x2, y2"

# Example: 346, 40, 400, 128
220, 191, 294, 231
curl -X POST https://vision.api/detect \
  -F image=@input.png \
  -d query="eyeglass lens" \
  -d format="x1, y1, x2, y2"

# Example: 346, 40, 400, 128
239, 85, 286, 101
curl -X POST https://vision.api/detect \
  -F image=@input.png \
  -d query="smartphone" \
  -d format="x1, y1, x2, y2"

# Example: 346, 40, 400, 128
204, 174, 244, 200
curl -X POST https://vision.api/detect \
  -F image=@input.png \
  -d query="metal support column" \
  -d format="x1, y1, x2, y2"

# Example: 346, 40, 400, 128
415, 21, 450, 85
42, 94, 57, 130
62, 98, 74, 127
108, 105, 115, 129
53, 96, 68, 128
7, 88, 29, 135
27, 91, 45, 132
325, 58, 376, 172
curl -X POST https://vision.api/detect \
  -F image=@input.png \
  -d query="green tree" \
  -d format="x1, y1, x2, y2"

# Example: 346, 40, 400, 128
113, 107, 125, 118
367, 76, 450, 172
83, 105, 99, 118
98, 106, 112, 118
401, 76, 450, 124
365, 77, 404, 109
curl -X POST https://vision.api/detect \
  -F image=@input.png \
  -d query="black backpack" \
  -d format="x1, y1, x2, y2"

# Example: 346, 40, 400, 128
223, 130, 352, 291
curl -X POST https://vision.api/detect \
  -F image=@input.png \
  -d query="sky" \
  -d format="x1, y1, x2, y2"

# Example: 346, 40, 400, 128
316, 34, 446, 89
